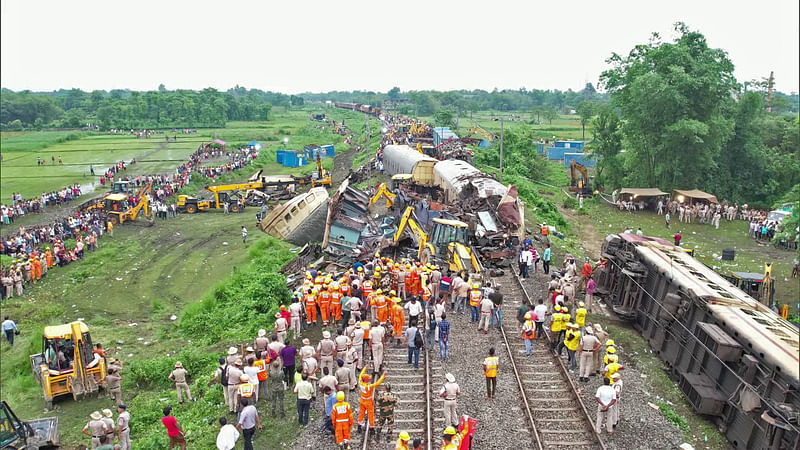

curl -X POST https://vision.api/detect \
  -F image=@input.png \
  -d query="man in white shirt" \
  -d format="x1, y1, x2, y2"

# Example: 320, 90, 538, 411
595, 378, 617, 435
533, 299, 548, 340
404, 297, 423, 325
216, 417, 239, 450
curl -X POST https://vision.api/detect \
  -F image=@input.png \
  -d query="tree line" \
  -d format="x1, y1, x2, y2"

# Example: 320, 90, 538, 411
589, 23, 798, 207
0, 86, 294, 130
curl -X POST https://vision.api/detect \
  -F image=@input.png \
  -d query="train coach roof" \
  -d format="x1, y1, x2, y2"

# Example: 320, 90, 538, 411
433, 159, 507, 199
630, 236, 800, 386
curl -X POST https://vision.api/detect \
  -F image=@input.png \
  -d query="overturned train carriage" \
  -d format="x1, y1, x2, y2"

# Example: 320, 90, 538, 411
598, 233, 800, 449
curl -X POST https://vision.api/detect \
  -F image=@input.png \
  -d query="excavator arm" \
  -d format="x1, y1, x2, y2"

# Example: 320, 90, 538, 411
393, 207, 432, 260
370, 183, 396, 208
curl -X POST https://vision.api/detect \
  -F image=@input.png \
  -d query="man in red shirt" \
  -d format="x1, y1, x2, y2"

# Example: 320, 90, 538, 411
579, 257, 593, 292
674, 231, 682, 247
161, 406, 186, 449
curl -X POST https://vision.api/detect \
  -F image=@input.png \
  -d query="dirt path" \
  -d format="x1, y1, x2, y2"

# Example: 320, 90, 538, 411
558, 201, 604, 259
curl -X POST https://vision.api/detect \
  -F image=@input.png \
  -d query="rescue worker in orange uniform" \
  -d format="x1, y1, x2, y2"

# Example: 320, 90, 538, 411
390, 298, 405, 344
410, 265, 421, 297
357, 367, 386, 433
375, 290, 389, 325
45, 248, 53, 268
331, 391, 353, 449
319, 286, 332, 326
362, 279, 374, 303
305, 289, 318, 326
330, 283, 343, 322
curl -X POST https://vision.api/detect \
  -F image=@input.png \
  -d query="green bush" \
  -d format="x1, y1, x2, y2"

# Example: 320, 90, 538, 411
563, 196, 578, 209
178, 236, 293, 344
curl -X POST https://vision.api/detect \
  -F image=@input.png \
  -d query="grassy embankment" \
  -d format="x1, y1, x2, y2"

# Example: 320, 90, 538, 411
0, 111, 351, 448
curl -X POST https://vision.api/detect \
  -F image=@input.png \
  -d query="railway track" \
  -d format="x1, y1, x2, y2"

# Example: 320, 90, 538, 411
495, 269, 607, 450
362, 321, 436, 450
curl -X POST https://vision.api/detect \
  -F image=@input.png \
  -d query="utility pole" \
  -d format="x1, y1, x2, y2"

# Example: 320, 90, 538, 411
499, 115, 504, 182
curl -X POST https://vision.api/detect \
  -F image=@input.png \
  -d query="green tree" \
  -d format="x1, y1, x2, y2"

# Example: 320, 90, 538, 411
591, 105, 624, 189
260, 103, 272, 121
434, 109, 455, 128
543, 107, 558, 125
600, 23, 737, 190
387, 87, 400, 101
576, 101, 595, 140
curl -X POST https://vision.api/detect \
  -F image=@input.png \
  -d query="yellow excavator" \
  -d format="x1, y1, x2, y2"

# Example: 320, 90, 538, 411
105, 183, 153, 224
369, 183, 396, 209
468, 125, 495, 142
393, 207, 482, 276
569, 160, 593, 195
29, 321, 106, 409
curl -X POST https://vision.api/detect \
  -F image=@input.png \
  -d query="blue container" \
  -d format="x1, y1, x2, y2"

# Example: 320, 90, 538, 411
321, 144, 335, 157
554, 140, 585, 150
564, 152, 596, 167
276, 150, 287, 164
283, 152, 307, 167
546, 147, 568, 161
536, 143, 545, 154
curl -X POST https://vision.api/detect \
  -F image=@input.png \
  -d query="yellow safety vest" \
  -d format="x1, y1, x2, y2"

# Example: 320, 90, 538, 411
575, 308, 587, 327
469, 289, 481, 307
238, 383, 255, 398
484, 356, 498, 377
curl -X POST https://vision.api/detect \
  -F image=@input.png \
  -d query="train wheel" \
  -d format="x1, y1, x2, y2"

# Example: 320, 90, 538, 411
186, 204, 198, 214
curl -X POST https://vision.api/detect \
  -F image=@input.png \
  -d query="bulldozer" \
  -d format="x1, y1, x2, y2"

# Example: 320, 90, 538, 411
29, 321, 106, 409
0, 401, 59, 449
393, 207, 482, 277
569, 160, 593, 195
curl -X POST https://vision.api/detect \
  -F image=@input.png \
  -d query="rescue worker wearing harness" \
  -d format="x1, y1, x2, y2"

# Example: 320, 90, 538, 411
331, 391, 354, 449
357, 367, 386, 433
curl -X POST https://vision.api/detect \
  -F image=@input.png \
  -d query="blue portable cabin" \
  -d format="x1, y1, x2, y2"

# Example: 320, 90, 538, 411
564, 152, 596, 167
321, 144, 335, 157
536, 142, 545, 154
282, 151, 307, 168
546, 146, 569, 161
554, 140, 585, 150
276, 150, 287, 164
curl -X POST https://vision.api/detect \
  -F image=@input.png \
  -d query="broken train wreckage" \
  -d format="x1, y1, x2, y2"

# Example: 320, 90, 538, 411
261, 148, 525, 275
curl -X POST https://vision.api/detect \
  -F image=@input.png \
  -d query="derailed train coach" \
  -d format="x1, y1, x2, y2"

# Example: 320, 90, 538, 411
598, 233, 800, 449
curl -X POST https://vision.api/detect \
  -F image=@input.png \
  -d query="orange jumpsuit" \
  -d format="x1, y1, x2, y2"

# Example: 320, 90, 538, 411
410, 269, 420, 297
375, 295, 389, 324
319, 290, 332, 325
357, 367, 386, 427
45, 250, 53, 268
391, 303, 405, 339
331, 400, 354, 444
32, 258, 42, 281
340, 280, 351, 297
404, 270, 414, 297
330, 290, 342, 321
362, 280, 373, 301
305, 294, 318, 325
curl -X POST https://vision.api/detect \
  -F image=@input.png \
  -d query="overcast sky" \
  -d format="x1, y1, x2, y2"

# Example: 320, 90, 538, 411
2, 0, 798, 94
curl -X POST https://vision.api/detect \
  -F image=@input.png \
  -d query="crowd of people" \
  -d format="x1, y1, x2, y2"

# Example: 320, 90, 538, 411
2, 185, 84, 222
1, 141, 263, 304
